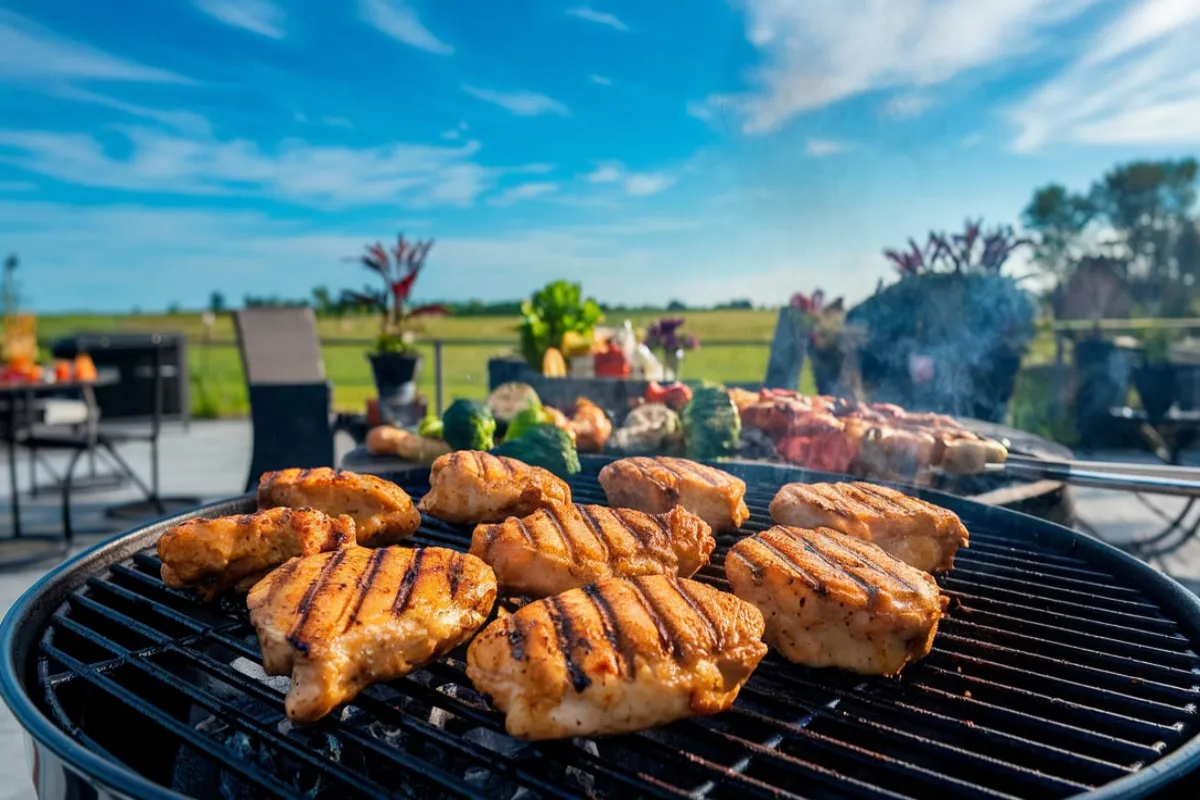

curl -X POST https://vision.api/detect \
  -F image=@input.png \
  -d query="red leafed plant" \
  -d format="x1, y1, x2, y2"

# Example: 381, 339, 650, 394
342, 234, 449, 353
884, 218, 1031, 276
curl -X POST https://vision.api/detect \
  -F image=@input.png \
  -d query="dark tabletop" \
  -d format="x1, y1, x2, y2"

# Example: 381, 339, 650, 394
0, 370, 118, 397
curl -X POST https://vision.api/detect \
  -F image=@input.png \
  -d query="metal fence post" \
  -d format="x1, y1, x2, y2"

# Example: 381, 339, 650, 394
1052, 330, 1065, 418
434, 339, 444, 415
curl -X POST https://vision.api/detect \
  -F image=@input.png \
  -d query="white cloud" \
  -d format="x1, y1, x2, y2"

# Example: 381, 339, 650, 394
0, 11, 190, 84
441, 120, 469, 140
882, 92, 934, 118
488, 182, 560, 206
960, 131, 984, 148
1008, 0, 1200, 150
461, 84, 569, 116
696, 0, 1100, 135
589, 74, 613, 86
583, 161, 675, 196
566, 7, 629, 32
361, 0, 453, 55
321, 116, 354, 129
0, 127, 502, 207
194, 0, 285, 39
804, 138, 849, 156
50, 86, 211, 135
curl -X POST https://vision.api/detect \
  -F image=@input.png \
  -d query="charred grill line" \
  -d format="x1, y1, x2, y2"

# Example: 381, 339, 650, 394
545, 505, 577, 562
747, 534, 824, 591
447, 553, 464, 599
392, 548, 428, 616
628, 577, 682, 657
578, 505, 614, 560
547, 597, 593, 692
674, 578, 723, 651
814, 528, 924, 595
582, 583, 631, 679
286, 549, 348, 651
513, 517, 535, 547
343, 548, 388, 631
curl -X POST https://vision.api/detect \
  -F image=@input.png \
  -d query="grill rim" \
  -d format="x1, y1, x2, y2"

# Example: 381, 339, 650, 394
2, 459, 1199, 800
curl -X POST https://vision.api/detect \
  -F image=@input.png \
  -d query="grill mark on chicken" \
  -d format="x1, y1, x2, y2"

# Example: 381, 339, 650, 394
448, 553, 464, 599
343, 547, 388, 630
393, 547, 428, 616
547, 596, 592, 692
544, 505, 577, 563
577, 505, 613, 559
812, 528, 923, 595
262, 558, 302, 607
748, 535, 824, 591
849, 483, 911, 516
674, 578, 723, 650
627, 577, 677, 656
513, 517, 535, 547
612, 507, 664, 549
793, 534, 880, 603
287, 549, 348, 652
582, 583, 631, 678
631, 459, 677, 497
663, 459, 719, 488
507, 615, 528, 661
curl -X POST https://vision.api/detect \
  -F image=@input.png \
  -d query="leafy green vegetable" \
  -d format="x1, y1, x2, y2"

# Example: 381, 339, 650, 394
442, 399, 496, 451
518, 280, 604, 369
682, 385, 741, 460
492, 424, 580, 479
505, 405, 558, 442
417, 416, 444, 439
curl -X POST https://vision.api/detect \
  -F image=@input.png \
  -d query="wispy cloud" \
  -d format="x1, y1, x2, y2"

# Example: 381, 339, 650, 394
584, 161, 674, 196
461, 84, 568, 116
566, 7, 629, 32
321, 116, 354, 129
696, 0, 1100, 135
1008, 0, 1200, 151
0, 10, 191, 84
50, 86, 211, 135
961, 131, 984, 148
881, 92, 934, 118
804, 138, 849, 156
361, 0, 453, 55
488, 182, 560, 206
0, 127, 502, 207
193, 0, 285, 39
589, 74, 613, 86
441, 121, 469, 140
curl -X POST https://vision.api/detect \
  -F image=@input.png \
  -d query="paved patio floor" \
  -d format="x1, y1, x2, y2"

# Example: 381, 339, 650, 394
0, 422, 1197, 798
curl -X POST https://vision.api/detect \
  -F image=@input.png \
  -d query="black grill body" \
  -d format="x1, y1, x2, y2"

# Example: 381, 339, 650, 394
4, 457, 1200, 800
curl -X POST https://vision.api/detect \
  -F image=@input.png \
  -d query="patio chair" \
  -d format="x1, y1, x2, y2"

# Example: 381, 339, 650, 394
234, 307, 336, 492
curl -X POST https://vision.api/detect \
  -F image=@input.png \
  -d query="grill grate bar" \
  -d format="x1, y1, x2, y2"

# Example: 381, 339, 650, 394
944, 591, 1193, 649
962, 537, 1103, 568
938, 578, 1178, 628
953, 560, 1143, 598
40, 643, 331, 800
946, 567, 1161, 614
940, 617, 1200, 681
954, 547, 1117, 581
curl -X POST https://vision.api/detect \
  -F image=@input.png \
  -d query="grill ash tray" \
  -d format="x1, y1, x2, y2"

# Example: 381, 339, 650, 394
5, 458, 1200, 800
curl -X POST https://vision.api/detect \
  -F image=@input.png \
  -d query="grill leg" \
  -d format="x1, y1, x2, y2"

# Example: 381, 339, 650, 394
61, 447, 85, 544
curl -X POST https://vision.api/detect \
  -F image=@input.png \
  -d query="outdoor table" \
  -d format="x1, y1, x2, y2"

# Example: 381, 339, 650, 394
0, 372, 117, 569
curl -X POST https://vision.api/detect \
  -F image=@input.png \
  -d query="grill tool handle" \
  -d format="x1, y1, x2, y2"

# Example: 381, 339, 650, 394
998, 455, 1200, 497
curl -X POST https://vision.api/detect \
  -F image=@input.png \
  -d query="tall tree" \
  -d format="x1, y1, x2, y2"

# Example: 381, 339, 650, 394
1021, 184, 1094, 282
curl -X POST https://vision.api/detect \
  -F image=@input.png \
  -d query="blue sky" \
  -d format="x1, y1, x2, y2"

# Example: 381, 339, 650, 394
0, 0, 1198, 313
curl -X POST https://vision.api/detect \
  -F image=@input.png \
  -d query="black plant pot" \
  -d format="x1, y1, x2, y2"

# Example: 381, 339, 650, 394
810, 349, 844, 396
1133, 364, 1178, 422
368, 351, 423, 407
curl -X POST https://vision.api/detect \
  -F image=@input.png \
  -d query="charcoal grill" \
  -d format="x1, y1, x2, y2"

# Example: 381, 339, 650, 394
4, 457, 1200, 800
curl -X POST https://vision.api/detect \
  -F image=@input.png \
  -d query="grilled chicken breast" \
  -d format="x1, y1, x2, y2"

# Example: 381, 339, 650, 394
598, 456, 750, 534
418, 451, 571, 525
471, 504, 715, 597
467, 574, 767, 740
769, 481, 968, 573
248, 545, 497, 724
726, 526, 947, 676
158, 507, 354, 601
257, 467, 421, 547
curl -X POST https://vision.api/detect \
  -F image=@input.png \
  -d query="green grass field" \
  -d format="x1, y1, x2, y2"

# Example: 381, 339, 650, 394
34, 309, 1058, 421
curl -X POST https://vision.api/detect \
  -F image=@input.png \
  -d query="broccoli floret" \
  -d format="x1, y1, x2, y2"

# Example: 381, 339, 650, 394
491, 424, 580, 479
441, 399, 496, 451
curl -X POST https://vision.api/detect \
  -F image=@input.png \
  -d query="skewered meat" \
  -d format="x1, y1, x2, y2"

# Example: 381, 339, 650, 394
726, 526, 947, 675
598, 456, 750, 533
466, 575, 767, 739
158, 507, 355, 601
257, 467, 421, 547
418, 451, 571, 525
248, 546, 497, 723
769, 482, 969, 573
470, 504, 714, 596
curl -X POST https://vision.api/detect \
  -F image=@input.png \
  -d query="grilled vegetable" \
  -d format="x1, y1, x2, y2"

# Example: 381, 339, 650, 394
486, 382, 541, 424
611, 403, 679, 454
683, 385, 741, 460
491, 423, 580, 479
442, 399, 496, 451
417, 416, 444, 439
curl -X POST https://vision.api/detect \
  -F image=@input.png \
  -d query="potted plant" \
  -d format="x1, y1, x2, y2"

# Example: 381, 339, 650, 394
517, 280, 604, 374
1133, 324, 1177, 421
341, 234, 447, 410
792, 291, 845, 395
644, 317, 699, 381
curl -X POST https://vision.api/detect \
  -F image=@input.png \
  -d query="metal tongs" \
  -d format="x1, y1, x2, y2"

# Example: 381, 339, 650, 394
991, 455, 1200, 497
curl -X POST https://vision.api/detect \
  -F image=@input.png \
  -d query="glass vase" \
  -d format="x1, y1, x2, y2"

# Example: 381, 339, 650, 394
663, 348, 684, 381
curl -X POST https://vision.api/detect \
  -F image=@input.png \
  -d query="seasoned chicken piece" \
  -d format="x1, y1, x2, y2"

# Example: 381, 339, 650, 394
726, 526, 947, 675
248, 545, 497, 723
418, 451, 571, 525
598, 456, 750, 534
467, 575, 766, 740
258, 467, 421, 547
157, 507, 355, 601
471, 504, 715, 596
769, 481, 968, 573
